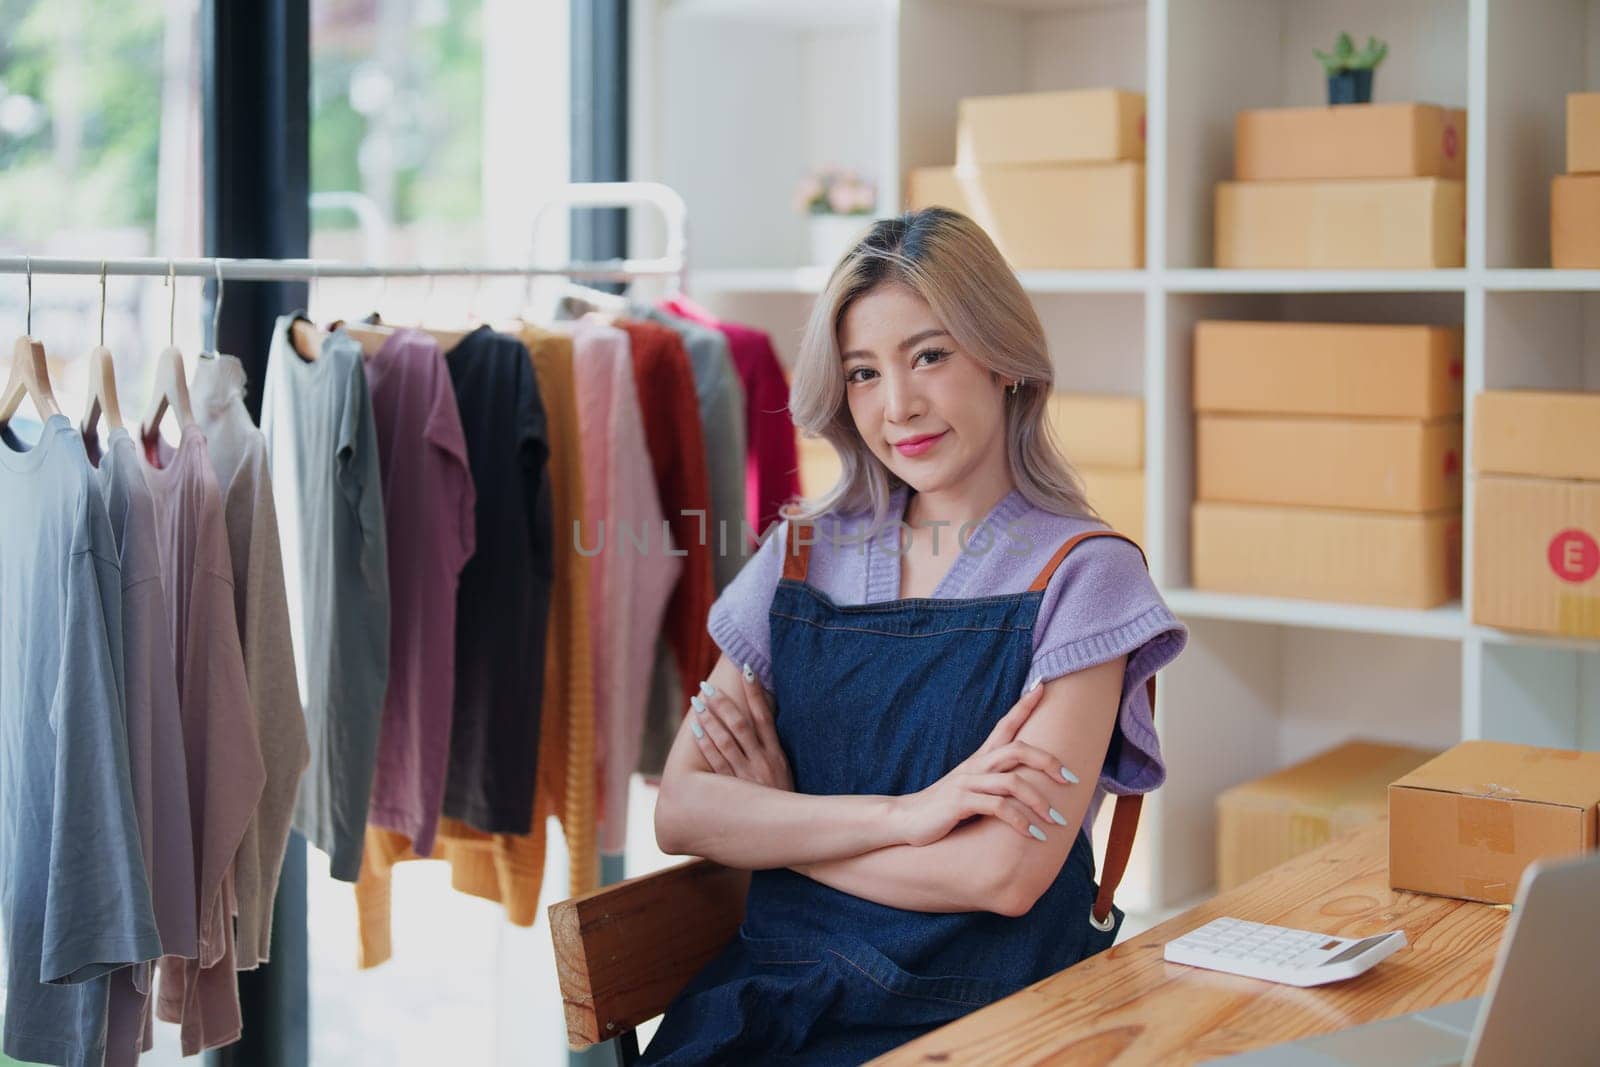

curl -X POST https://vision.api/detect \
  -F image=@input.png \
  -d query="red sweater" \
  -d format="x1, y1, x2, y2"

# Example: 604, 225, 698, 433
618, 318, 718, 701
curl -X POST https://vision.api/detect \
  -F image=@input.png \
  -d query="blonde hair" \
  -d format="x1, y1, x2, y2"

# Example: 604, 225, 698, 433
784, 206, 1097, 533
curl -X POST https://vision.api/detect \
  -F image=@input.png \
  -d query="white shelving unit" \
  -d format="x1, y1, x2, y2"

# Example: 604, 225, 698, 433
631, 0, 1600, 912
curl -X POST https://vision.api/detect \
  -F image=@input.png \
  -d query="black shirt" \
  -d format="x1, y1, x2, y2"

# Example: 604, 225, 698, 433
441, 326, 553, 833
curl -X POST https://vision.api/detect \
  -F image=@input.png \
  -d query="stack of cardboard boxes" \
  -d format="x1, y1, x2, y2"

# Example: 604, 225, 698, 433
1216, 103, 1466, 269
1552, 92, 1600, 267
1047, 393, 1145, 545
1191, 321, 1464, 608
907, 88, 1145, 269
1472, 390, 1600, 639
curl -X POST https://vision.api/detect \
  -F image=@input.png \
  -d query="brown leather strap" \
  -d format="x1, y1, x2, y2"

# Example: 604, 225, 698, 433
1027, 529, 1156, 927
782, 521, 815, 583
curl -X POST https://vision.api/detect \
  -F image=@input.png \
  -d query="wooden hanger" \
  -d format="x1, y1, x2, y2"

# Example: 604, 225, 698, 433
0, 259, 62, 426
289, 315, 328, 362
80, 263, 124, 437
141, 263, 198, 439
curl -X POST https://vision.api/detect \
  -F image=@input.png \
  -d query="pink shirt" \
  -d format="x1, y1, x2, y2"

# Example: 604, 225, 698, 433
140, 427, 266, 1055
566, 319, 681, 852
362, 330, 476, 856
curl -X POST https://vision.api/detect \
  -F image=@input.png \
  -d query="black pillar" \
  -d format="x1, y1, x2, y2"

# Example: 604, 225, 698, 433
202, 3, 310, 1065
203, 0, 309, 423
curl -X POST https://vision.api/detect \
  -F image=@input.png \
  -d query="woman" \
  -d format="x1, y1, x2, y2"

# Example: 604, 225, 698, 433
643, 208, 1187, 1064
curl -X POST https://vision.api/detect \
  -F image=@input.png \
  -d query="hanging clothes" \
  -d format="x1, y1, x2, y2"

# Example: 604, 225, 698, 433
84, 426, 197, 1067
359, 329, 476, 859
638, 306, 747, 590
262, 316, 390, 883
0, 416, 161, 1067
140, 427, 265, 1056
632, 308, 747, 782
605, 318, 716, 710
439, 326, 553, 836
658, 293, 801, 538
188, 353, 309, 972
431, 321, 598, 902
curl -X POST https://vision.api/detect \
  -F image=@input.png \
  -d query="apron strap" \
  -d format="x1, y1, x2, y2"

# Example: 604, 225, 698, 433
782, 520, 816, 583
1027, 529, 1156, 929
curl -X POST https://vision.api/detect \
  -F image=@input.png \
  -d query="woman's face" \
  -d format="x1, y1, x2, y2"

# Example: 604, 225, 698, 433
838, 283, 1010, 498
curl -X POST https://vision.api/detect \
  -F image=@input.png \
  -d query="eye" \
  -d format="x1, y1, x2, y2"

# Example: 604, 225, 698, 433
845, 366, 877, 384
914, 347, 951, 367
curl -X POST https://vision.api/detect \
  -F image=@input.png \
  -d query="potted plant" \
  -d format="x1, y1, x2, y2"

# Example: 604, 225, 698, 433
1315, 32, 1388, 105
795, 166, 877, 267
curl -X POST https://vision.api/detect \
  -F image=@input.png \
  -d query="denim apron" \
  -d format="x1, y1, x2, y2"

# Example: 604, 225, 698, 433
641, 526, 1143, 1065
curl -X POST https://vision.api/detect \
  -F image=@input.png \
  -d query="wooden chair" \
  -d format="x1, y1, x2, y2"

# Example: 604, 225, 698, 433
548, 859, 750, 1065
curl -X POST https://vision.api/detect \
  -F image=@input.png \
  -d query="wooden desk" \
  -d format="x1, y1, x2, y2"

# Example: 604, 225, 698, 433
872, 822, 1509, 1065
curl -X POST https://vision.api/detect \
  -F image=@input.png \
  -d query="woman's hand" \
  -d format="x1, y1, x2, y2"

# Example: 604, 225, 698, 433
890, 680, 1077, 847
687, 663, 794, 792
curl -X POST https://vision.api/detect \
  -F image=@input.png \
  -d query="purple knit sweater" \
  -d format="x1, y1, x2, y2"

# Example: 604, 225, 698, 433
707, 485, 1188, 833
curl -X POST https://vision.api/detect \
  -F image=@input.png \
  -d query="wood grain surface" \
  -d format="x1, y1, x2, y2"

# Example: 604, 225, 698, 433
870, 822, 1508, 1065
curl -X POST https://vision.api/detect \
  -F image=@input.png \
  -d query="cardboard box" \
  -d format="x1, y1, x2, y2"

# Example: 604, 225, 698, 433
1390, 741, 1600, 904
1235, 103, 1466, 182
1191, 502, 1461, 608
1474, 390, 1600, 481
1551, 174, 1600, 268
1473, 475, 1600, 638
957, 88, 1145, 167
1567, 92, 1600, 174
908, 163, 1144, 269
1215, 178, 1465, 269
1218, 741, 1440, 891
1194, 321, 1463, 419
1045, 392, 1143, 469
1197, 414, 1462, 513
1079, 467, 1144, 546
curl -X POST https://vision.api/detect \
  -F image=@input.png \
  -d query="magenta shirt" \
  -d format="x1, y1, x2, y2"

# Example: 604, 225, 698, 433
707, 485, 1186, 833
362, 329, 477, 856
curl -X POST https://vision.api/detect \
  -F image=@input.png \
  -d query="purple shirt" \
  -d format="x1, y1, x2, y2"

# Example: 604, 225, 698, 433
363, 330, 477, 856
707, 485, 1186, 830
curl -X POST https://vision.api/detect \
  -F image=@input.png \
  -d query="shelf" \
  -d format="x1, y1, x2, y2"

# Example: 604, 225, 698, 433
1484, 270, 1600, 292
1163, 589, 1467, 640
691, 267, 1151, 295
1472, 625, 1600, 654
663, 0, 889, 28
1164, 270, 1469, 294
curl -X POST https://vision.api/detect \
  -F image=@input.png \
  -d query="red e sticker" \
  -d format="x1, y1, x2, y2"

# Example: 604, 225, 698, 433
1443, 125, 1459, 160
1548, 529, 1600, 584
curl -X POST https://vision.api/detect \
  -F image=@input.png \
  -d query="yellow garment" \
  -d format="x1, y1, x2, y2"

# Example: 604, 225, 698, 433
354, 326, 599, 965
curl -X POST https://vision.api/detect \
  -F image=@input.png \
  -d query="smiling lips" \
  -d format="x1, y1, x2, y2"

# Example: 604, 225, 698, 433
893, 431, 947, 457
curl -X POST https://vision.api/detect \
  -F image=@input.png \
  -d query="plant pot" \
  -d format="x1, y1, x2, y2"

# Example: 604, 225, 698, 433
1327, 69, 1374, 105
809, 214, 870, 268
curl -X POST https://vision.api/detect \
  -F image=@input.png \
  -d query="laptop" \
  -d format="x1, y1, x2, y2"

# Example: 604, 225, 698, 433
1214, 848, 1600, 1066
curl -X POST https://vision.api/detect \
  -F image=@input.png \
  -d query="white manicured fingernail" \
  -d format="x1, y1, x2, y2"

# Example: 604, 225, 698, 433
1027, 677, 1041, 693
1061, 766, 1078, 784
690, 720, 704, 739
1049, 808, 1067, 825
742, 662, 756, 683
699, 681, 718, 698
1028, 825, 1046, 841
691, 695, 708, 714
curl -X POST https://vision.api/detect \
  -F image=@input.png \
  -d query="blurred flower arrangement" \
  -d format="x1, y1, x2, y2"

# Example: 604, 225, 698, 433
794, 166, 877, 216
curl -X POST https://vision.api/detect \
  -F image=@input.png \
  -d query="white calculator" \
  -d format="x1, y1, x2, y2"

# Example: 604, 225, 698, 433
1163, 917, 1408, 987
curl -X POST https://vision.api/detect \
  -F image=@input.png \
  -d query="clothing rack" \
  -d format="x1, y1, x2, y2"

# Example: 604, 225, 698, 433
0, 181, 690, 288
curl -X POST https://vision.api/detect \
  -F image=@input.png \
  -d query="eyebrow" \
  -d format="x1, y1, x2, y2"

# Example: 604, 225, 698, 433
840, 328, 951, 362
